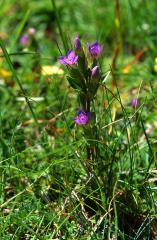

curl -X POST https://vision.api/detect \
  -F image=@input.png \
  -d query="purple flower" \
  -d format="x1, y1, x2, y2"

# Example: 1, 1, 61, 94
20, 35, 29, 46
74, 110, 91, 125
131, 98, 139, 108
88, 42, 102, 57
59, 50, 78, 66
74, 36, 82, 50
91, 66, 100, 78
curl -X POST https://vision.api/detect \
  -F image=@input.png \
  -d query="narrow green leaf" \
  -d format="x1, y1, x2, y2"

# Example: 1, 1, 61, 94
0, 39, 38, 124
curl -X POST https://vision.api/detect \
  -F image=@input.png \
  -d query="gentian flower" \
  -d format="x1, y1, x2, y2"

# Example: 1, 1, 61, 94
20, 35, 29, 46
88, 42, 102, 57
131, 98, 139, 108
74, 110, 91, 125
74, 36, 82, 50
59, 50, 78, 66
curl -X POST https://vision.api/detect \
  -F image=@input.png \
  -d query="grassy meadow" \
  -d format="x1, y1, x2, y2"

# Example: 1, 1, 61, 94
0, 0, 157, 239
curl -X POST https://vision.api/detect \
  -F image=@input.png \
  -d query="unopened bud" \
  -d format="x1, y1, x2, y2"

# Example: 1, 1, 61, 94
28, 27, 36, 36
20, 35, 29, 46
74, 36, 82, 50
91, 66, 100, 78
131, 98, 139, 108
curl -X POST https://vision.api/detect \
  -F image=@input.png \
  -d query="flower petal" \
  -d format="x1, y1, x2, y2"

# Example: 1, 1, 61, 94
67, 50, 75, 59
58, 56, 67, 65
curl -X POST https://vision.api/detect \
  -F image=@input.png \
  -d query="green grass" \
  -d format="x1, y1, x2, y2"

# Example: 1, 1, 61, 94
0, 0, 157, 239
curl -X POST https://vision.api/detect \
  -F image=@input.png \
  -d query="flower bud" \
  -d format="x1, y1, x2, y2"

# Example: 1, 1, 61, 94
74, 36, 82, 50
91, 66, 100, 78
89, 66, 100, 99
131, 98, 139, 108
20, 35, 29, 46
28, 27, 36, 36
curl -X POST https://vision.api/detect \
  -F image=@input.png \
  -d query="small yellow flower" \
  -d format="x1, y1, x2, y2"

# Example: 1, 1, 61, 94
154, 58, 157, 72
41, 65, 64, 76
154, 65, 157, 72
0, 69, 12, 78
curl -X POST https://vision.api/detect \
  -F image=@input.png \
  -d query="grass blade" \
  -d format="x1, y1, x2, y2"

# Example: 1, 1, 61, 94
0, 39, 38, 124
51, 0, 68, 53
